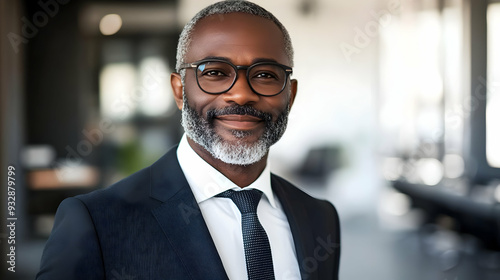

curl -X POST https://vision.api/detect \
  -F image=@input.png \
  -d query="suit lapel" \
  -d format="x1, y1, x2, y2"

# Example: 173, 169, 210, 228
272, 175, 319, 280
149, 147, 229, 280
147, 148, 319, 279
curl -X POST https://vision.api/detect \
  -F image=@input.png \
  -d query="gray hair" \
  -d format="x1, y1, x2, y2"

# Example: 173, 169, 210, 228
175, 0, 294, 75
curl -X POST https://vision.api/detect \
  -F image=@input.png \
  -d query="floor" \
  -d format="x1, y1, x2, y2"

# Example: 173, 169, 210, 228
339, 213, 500, 280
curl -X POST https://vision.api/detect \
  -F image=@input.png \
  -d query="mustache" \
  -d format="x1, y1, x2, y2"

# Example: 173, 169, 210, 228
207, 105, 273, 123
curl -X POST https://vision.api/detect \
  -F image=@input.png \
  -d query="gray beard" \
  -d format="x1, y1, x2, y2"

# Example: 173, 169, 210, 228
181, 93, 290, 166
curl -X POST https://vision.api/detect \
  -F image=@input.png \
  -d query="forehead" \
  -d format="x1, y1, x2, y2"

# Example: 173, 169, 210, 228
186, 13, 289, 65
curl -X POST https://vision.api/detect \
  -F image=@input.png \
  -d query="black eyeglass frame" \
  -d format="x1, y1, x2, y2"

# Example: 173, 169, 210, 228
179, 59, 293, 97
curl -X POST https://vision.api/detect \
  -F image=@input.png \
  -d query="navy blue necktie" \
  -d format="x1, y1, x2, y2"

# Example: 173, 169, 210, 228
217, 189, 275, 280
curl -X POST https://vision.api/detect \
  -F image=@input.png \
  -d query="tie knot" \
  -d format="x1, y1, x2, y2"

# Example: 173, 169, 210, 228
216, 189, 263, 214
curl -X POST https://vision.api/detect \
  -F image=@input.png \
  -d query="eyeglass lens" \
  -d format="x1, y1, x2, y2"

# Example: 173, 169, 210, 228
195, 61, 287, 96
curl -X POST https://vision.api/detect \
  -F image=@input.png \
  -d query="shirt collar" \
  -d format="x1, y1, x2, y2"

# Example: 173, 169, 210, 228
176, 134, 277, 208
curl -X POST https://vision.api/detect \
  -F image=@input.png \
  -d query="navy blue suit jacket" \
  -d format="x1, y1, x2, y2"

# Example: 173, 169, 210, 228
36, 146, 341, 279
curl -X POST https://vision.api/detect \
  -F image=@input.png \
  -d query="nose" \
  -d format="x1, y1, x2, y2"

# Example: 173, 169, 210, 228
222, 70, 260, 105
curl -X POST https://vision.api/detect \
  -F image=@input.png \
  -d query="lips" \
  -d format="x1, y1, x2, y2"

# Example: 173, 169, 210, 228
214, 114, 264, 130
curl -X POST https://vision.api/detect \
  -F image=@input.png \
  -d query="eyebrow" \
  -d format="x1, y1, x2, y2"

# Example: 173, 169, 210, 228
200, 56, 280, 65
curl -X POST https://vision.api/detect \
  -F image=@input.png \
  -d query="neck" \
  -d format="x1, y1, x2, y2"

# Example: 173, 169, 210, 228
186, 137, 268, 188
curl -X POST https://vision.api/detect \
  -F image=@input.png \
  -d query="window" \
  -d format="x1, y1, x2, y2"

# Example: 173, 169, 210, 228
487, 2, 500, 167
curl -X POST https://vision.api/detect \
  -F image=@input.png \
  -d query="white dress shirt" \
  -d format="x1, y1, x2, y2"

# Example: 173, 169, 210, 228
176, 134, 301, 280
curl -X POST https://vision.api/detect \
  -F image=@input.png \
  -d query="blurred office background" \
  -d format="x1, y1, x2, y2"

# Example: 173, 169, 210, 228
1, 0, 500, 279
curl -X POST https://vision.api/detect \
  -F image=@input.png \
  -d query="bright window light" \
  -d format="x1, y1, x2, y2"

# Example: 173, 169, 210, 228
99, 63, 137, 120
487, 3, 500, 168
137, 57, 174, 117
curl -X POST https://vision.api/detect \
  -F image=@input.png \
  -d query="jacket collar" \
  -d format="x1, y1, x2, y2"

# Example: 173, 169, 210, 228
148, 146, 317, 280
149, 146, 229, 280
149, 146, 188, 202
271, 175, 319, 280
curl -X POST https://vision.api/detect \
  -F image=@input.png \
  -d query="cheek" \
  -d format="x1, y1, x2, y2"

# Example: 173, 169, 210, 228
266, 95, 291, 118
184, 80, 219, 114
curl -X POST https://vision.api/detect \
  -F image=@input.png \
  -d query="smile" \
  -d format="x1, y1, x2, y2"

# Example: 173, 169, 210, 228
214, 114, 264, 131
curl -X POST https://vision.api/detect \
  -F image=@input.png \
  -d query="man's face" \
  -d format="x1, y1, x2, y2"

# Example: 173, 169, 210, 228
172, 13, 297, 165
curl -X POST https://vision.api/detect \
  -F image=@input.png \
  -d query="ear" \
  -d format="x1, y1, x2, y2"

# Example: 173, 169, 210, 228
288, 79, 298, 109
171, 72, 184, 110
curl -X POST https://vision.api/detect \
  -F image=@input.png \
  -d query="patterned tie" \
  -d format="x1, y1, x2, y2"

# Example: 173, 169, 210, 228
216, 189, 275, 280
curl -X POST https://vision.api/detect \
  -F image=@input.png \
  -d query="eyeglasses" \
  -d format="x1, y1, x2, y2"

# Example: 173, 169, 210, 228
179, 59, 293, 97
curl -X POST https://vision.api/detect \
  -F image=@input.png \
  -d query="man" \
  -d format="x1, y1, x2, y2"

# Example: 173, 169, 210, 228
36, 1, 340, 279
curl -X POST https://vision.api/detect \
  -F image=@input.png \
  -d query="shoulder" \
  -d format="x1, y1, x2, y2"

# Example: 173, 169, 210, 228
75, 165, 151, 207
271, 174, 336, 208
271, 173, 341, 267
75, 146, 181, 208
271, 173, 340, 223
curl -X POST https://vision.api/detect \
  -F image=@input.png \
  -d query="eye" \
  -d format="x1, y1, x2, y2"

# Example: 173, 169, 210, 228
203, 70, 227, 76
254, 72, 278, 80
198, 62, 232, 78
